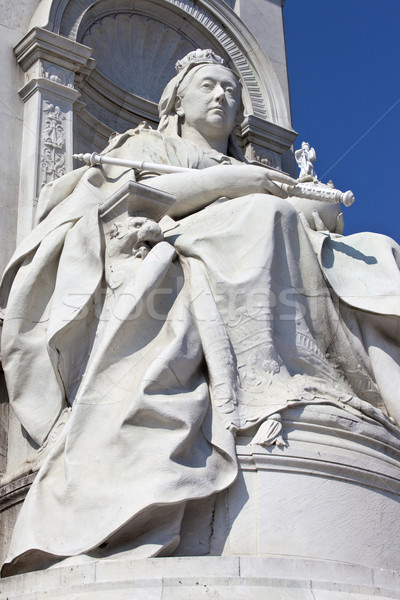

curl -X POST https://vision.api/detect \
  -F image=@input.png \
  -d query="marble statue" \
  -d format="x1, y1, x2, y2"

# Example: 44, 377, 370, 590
2, 48, 400, 576
295, 141, 317, 180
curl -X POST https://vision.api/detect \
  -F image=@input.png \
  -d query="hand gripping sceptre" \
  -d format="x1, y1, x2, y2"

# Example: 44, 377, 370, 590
73, 153, 354, 206
73, 152, 297, 184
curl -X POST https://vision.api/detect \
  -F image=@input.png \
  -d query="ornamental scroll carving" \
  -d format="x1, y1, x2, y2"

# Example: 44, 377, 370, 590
40, 101, 66, 188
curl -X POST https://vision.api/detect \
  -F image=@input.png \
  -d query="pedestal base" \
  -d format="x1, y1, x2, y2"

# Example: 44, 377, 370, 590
0, 555, 400, 599
177, 405, 400, 573
1, 404, 400, 598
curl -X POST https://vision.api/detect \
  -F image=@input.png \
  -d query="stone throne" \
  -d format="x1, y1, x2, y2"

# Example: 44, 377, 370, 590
0, 1, 400, 598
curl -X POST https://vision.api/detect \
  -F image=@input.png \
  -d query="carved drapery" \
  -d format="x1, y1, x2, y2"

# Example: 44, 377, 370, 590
1, 0, 294, 563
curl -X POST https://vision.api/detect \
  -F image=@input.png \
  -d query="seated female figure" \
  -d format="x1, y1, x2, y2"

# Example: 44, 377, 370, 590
1, 49, 400, 575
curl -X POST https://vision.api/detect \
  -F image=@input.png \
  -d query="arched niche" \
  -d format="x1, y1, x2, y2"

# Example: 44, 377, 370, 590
27, 0, 296, 162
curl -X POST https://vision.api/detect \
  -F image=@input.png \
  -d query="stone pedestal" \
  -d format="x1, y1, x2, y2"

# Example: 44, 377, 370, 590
1, 404, 400, 597
0, 556, 399, 599
173, 405, 400, 568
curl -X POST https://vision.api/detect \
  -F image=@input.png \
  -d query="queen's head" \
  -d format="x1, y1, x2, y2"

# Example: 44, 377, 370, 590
158, 49, 245, 158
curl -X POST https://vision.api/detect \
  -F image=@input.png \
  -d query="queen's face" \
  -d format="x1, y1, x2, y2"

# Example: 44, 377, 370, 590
176, 65, 241, 142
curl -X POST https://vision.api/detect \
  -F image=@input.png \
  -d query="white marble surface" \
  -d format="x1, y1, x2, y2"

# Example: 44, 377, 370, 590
1, 555, 400, 599
0, 24, 26, 275
234, 0, 292, 125
2, 52, 400, 577
175, 405, 400, 570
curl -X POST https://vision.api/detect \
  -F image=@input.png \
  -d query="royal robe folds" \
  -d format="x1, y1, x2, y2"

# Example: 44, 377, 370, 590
2, 127, 400, 574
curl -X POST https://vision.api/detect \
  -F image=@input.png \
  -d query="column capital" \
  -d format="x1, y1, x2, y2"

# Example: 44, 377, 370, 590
14, 27, 94, 76
13, 29, 93, 239
241, 114, 297, 155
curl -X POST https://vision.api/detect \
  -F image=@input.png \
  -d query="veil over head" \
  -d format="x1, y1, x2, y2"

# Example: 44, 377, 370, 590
157, 49, 246, 160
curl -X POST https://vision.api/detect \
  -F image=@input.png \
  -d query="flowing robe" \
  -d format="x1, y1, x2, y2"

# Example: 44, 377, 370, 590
2, 127, 400, 574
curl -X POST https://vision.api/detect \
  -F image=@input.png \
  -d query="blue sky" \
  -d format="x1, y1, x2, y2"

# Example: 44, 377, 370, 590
284, 0, 400, 242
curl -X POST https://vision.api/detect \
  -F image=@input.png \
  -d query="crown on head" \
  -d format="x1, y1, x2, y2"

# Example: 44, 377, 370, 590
175, 49, 226, 73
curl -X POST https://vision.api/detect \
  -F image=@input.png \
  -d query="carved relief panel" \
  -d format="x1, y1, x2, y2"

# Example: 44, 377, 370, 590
40, 100, 67, 189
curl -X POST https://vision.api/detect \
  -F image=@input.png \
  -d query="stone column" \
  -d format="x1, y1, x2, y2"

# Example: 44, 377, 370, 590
232, 0, 290, 118
14, 28, 94, 241
231, 0, 296, 173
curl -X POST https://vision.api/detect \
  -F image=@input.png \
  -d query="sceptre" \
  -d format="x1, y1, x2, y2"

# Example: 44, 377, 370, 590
73, 152, 355, 207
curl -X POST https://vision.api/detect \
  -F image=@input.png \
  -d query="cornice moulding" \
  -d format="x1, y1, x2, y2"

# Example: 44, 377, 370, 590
14, 27, 94, 74
237, 416, 400, 494
18, 77, 81, 103
0, 473, 36, 511
241, 114, 297, 154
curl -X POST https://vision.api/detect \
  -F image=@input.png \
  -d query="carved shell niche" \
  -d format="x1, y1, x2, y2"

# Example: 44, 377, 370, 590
81, 13, 196, 102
